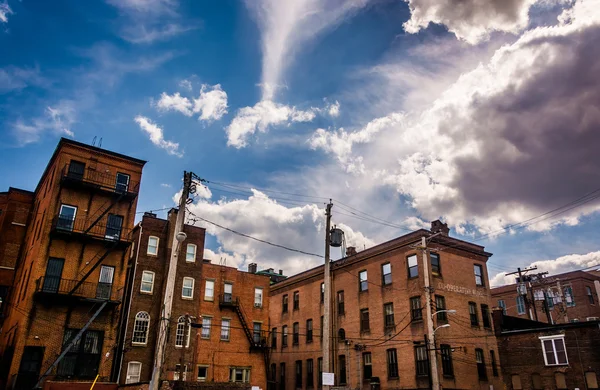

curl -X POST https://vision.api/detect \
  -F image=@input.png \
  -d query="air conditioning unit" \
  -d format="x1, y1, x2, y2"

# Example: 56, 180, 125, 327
254, 303, 262, 308
586, 317, 599, 321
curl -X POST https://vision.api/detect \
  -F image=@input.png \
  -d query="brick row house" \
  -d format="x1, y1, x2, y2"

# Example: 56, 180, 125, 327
491, 270, 600, 324
269, 221, 504, 390
0, 138, 145, 389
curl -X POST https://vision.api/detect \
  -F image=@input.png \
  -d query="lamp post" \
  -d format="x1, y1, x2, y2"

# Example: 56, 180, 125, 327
429, 310, 454, 390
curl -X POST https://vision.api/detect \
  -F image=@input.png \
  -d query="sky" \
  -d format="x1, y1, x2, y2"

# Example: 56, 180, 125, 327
2, 0, 600, 286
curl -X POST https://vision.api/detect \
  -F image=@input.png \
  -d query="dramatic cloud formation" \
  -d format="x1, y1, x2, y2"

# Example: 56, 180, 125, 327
0, 2, 13, 23
155, 84, 228, 122
134, 115, 183, 157
245, 0, 370, 100
490, 251, 600, 287
12, 102, 76, 145
403, 0, 542, 44
186, 189, 374, 275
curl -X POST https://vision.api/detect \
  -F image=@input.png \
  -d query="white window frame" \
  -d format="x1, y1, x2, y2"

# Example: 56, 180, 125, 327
126, 361, 142, 384
132, 311, 150, 345
255, 287, 263, 307
201, 316, 212, 339
498, 299, 507, 314
197, 365, 209, 382
474, 264, 484, 286
182, 277, 194, 299
204, 279, 215, 301
186, 243, 197, 263
147, 236, 159, 255
176, 316, 191, 348
221, 318, 231, 341
540, 335, 568, 366
140, 271, 155, 294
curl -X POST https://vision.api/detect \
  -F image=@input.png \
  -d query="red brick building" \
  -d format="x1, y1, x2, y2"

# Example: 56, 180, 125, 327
493, 310, 600, 390
195, 262, 271, 388
117, 210, 206, 386
491, 270, 600, 324
0, 138, 145, 390
269, 221, 504, 390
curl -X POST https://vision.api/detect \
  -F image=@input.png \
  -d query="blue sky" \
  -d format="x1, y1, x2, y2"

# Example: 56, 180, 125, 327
2, 0, 600, 284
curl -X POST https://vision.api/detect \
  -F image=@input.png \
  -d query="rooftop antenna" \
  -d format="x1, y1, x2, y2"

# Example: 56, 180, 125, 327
98, 137, 102, 148
92, 136, 97, 146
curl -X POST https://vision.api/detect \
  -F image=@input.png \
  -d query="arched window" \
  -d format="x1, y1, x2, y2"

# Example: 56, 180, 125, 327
132, 312, 150, 345
338, 328, 346, 341
176, 316, 190, 347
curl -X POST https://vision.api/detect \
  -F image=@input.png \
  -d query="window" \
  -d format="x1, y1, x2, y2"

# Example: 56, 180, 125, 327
320, 283, 324, 303
270, 364, 277, 385
42, 257, 64, 293
126, 361, 142, 384
555, 373, 567, 389
197, 365, 208, 382
384, 302, 395, 328
338, 328, 346, 341
481, 304, 491, 328
105, 214, 123, 240
223, 282, 233, 303
540, 335, 568, 365
407, 254, 418, 278
320, 316, 324, 341
68, 160, 85, 180
201, 317, 211, 339
295, 360, 302, 388
116, 172, 130, 193
147, 236, 159, 255
338, 355, 347, 385
386, 348, 399, 379
382, 263, 392, 285
360, 309, 370, 332
280, 363, 286, 390
475, 348, 487, 380
359, 270, 368, 292
306, 359, 314, 388
469, 302, 479, 326
293, 291, 300, 310
306, 319, 313, 343
204, 280, 215, 301
229, 367, 251, 383
97, 265, 114, 300
255, 288, 263, 307
586, 286, 595, 304
546, 292, 554, 309
474, 264, 484, 286
271, 328, 277, 348
531, 373, 543, 390
564, 286, 575, 307
220, 319, 230, 341
512, 374, 523, 389
490, 350, 498, 376
586, 372, 599, 389
176, 316, 190, 347
132, 312, 150, 345
363, 352, 372, 381
411, 296, 422, 321
253, 322, 262, 344
283, 294, 289, 313
414, 345, 428, 377
317, 358, 323, 387
435, 295, 447, 321
430, 252, 441, 276
337, 291, 345, 315
515, 295, 526, 314
140, 271, 155, 293
182, 277, 194, 299
282, 325, 288, 347
186, 244, 196, 262
498, 299, 507, 314
57, 204, 77, 231
57, 329, 103, 378
174, 364, 187, 381
440, 344, 453, 377
293, 322, 299, 345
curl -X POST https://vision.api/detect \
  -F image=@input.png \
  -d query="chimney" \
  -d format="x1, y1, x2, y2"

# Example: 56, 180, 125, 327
430, 220, 450, 236
143, 211, 157, 218
346, 246, 357, 256
248, 263, 257, 274
279, 269, 283, 275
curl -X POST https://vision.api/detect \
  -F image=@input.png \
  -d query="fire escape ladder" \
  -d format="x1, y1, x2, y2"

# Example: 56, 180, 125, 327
34, 301, 108, 389
234, 302, 256, 348
83, 191, 126, 235
68, 241, 119, 296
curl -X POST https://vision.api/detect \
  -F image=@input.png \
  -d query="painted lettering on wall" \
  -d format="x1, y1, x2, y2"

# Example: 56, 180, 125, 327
436, 282, 487, 297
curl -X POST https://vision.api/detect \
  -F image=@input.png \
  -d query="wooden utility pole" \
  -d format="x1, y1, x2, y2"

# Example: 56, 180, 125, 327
420, 236, 440, 390
505, 267, 537, 320
150, 171, 192, 390
323, 201, 333, 389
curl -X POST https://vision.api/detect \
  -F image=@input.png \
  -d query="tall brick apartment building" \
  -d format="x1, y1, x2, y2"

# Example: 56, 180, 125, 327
117, 210, 205, 385
0, 138, 145, 390
195, 261, 271, 388
491, 270, 600, 324
269, 221, 504, 390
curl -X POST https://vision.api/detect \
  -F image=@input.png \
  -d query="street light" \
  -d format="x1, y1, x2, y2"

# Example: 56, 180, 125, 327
431, 309, 456, 319
433, 323, 450, 335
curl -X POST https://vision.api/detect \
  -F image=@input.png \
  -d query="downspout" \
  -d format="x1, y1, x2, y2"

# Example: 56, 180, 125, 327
116, 221, 143, 384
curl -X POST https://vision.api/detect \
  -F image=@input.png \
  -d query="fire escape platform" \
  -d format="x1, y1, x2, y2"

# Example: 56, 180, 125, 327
33, 277, 122, 307
60, 166, 139, 201
219, 295, 268, 352
50, 218, 131, 249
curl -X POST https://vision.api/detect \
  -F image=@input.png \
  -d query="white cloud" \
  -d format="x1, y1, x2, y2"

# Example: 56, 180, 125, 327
0, 2, 13, 23
155, 84, 228, 122
179, 78, 192, 91
186, 189, 375, 275
327, 100, 341, 117
490, 251, 600, 287
245, 0, 370, 100
11, 101, 76, 145
106, 0, 177, 14
120, 23, 197, 44
226, 100, 316, 148
160, 183, 172, 188
0, 66, 50, 94
134, 115, 183, 157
